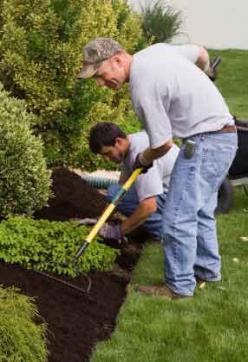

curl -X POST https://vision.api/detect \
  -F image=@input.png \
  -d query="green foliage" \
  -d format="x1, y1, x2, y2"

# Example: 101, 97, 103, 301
141, 0, 182, 44
0, 84, 51, 218
78, 1, 145, 169
0, 286, 47, 362
0, 217, 120, 277
0, 0, 144, 166
0, 0, 105, 165
112, 0, 144, 52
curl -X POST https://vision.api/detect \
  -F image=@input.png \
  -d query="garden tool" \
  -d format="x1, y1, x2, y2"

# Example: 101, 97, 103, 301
74, 218, 98, 226
16, 168, 142, 298
28, 169, 142, 295
33, 269, 93, 297
208, 56, 221, 81
72, 167, 143, 264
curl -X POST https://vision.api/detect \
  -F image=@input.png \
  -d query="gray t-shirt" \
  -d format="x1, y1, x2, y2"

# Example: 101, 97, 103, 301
122, 131, 179, 201
129, 43, 234, 148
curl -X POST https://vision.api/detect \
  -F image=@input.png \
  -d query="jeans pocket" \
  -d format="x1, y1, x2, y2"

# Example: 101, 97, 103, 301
201, 137, 236, 192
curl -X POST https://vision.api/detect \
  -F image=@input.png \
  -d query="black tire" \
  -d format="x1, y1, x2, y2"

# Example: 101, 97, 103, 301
216, 178, 234, 214
229, 119, 248, 177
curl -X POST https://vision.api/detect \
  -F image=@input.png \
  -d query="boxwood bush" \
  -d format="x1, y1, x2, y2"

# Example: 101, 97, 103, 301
0, 286, 47, 362
0, 217, 120, 277
0, 84, 51, 218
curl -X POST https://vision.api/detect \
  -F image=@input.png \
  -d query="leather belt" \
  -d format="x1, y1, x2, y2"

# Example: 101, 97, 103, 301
215, 125, 237, 133
182, 125, 237, 143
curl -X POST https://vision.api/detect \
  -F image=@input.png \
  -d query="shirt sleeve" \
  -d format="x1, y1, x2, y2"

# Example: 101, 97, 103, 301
135, 165, 164, 202
173, 44, 200, 63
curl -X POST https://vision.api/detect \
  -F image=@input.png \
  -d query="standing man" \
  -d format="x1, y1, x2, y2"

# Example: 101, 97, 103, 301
89, 122, 179, 241
79, 38, 237, 299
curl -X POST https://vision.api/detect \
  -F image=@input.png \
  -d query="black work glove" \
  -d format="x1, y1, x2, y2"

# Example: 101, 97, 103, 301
99, 223, 127, 244
133, 152, 153, 174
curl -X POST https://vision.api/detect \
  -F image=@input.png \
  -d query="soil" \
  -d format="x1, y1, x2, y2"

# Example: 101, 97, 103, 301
0, 167, 143, 362
34, 167, 108, 220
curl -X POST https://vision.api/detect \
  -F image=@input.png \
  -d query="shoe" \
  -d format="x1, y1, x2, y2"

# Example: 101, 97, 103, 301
136, 284, 191, 300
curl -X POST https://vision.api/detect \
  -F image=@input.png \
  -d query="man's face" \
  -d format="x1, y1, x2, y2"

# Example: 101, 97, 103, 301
99, 138, 125, 163
93, 56, 127, 90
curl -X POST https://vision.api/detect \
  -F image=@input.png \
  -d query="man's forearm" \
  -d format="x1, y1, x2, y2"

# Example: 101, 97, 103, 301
196, 46, 210, 72
196, 46, 216, 79
140, 139, 173, 164
120, 197, 156, 234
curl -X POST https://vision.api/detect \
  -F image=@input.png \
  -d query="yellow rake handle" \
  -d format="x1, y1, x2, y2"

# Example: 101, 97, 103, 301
85, 167, 142, 243
73, 168, 142, 262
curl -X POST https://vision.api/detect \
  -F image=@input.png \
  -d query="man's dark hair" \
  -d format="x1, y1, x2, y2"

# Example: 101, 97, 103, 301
89, 122, 127, 154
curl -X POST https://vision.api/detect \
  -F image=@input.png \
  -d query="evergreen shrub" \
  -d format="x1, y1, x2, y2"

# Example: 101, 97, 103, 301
0, 0, 143, 166
0, 286, 47, 362
0, 84, 51, 218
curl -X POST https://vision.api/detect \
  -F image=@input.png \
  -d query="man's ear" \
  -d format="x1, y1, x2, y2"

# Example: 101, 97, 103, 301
111, 53, 123, 66
115, 137, 123, 147
116, 137, 127, 153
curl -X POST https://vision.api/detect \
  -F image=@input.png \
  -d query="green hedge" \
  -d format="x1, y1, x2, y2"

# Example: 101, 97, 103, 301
0, 286, 47, 362
0, 217, 120, 277
0, 0, 144, 166
0, 84, 51, 218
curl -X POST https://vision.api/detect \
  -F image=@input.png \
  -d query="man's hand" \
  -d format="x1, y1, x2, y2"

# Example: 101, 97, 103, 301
133, 152, 153, 173
99, 223, 125, 243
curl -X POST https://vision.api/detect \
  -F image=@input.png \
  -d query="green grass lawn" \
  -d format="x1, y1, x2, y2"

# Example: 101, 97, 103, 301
210, 49, 248, 118
91, 190, 248, 362
91, 50, 248, 362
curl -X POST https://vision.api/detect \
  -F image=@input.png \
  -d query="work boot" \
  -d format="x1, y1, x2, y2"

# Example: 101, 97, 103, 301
136, 284, 191, 300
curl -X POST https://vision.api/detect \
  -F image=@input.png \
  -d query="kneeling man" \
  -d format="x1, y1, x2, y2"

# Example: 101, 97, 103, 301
89, 122, 179, 241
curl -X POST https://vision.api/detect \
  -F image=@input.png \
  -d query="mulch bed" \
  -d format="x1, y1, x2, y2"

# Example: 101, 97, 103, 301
34, 167, 108, 221
0, 167, 143, 362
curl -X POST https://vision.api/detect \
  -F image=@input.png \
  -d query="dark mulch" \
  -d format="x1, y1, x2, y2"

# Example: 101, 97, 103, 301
0, 167, 143, 362
34, 167, 108, 220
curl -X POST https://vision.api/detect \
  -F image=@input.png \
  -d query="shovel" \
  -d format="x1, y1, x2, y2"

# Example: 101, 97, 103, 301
73, 168, 143, 264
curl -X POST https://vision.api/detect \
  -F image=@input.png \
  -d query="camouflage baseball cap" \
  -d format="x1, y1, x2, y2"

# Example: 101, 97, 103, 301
78, 37, 122, 79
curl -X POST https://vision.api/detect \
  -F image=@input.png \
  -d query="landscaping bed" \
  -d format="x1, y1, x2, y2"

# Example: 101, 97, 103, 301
0, 168, 143, 362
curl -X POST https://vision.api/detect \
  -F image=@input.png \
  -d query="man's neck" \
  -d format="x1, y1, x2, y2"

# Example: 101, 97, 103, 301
123, 137, 130, 158
125, 54, 133, 82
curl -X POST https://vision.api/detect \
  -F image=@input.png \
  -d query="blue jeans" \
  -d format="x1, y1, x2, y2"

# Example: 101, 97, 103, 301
162, 132, 237, 296
107, 184, 166, 238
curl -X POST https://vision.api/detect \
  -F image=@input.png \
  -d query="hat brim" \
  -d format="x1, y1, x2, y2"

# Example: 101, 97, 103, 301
78, 64, 98, 79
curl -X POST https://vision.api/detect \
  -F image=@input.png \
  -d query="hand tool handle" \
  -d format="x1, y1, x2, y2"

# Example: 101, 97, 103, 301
73, 168, 142, 262
211, 56, 221, 71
